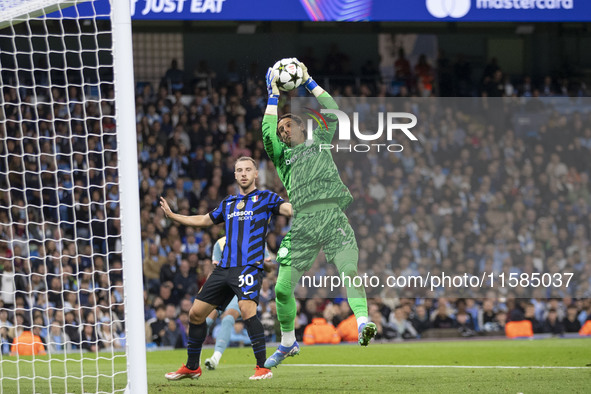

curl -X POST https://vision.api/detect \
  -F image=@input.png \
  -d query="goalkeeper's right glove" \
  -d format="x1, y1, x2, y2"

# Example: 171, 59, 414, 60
295, 59, 318, 92
266, 67, 279, 106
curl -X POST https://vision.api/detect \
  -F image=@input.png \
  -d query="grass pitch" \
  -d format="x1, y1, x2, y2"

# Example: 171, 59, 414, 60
152, 338, 591, 393
1, 338, 590, 393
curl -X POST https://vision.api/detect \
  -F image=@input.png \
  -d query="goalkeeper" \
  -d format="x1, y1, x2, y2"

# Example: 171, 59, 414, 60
263, 61, 376, 369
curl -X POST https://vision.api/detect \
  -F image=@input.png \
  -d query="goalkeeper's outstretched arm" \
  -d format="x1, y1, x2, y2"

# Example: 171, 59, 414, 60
298, 61, 338, 111
297, 60, 339, 142
263, 68, 283, 164
159, 197, 214, 227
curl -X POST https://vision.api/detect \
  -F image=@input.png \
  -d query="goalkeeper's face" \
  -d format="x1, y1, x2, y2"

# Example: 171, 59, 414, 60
278, 117, 305, 146
234, 159, 258, 192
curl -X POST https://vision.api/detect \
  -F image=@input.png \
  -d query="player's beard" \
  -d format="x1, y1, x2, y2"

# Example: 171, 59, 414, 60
239, 177, 255, 194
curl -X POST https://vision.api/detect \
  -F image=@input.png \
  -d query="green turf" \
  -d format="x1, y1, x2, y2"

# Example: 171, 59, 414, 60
1, 339, 590, 393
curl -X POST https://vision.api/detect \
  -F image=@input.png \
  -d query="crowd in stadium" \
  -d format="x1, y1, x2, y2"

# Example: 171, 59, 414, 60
0, 80, 125, 353
1, 51, 591, 355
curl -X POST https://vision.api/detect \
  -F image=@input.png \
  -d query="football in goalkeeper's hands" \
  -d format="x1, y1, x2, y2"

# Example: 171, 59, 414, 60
272, 58, 304, 92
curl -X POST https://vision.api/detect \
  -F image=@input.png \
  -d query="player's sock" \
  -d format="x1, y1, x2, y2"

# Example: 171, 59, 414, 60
357, 316, 368, 331
276, 294, 296, 331
349, 297, 369, 321
275, 267, 298, 332
206, 317, 214, 329
244, 316, 266, 368
186, 322, 207, 370
281, 330, 296, 347
214, 314, 235, 357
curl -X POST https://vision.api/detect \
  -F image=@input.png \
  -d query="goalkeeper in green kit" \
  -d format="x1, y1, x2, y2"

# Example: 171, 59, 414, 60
263, 60, 376, 369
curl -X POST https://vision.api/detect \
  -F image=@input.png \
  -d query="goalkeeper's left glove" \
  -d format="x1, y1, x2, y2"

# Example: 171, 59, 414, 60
295, 59, 318, 92
266, 67, 279, 106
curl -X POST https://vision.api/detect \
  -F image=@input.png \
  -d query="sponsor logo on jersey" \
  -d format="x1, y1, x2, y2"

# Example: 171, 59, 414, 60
227, 210, 253, 220
285, 145, 319, 165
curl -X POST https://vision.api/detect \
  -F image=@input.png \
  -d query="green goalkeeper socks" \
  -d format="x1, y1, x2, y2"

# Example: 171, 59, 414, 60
348, 297, 369, 320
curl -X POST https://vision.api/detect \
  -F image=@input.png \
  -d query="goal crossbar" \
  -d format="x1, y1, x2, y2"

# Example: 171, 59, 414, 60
0, 0, 92, 29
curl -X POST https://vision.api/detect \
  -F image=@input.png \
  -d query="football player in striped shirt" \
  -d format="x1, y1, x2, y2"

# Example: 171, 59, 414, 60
161, 156, 292, 381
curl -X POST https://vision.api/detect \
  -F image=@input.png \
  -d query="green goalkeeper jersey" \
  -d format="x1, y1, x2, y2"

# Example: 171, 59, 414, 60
262, 92, 353, 212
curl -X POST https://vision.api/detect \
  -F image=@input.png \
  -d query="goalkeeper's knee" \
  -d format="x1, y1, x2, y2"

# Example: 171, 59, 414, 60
339, 261, 360, 283
334, 249, 359, 276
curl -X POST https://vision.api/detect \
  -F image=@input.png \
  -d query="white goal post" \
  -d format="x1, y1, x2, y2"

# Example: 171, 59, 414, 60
0, 1, 147, 393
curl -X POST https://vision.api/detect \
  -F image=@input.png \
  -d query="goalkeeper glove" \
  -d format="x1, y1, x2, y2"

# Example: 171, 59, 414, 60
295, 59, 318, 92
266, 67, 279, 106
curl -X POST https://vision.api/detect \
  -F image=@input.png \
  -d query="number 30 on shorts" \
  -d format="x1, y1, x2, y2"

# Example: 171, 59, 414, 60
238, 274, 254, 287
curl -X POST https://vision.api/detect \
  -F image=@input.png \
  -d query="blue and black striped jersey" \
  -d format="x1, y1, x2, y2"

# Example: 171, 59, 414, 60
208, 189, 284, 269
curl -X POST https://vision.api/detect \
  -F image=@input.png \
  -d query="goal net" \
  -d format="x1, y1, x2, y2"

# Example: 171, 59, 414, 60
0, 1, 146, 393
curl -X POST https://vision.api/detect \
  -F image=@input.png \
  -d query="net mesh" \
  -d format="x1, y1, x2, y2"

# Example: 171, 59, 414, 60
0, 1, 128, 392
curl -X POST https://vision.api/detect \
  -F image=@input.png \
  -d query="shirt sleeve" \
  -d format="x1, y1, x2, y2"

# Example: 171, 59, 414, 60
208, 198, 226, 224
314, 91, 339, 144
267, 192, 285, 216
262, 114, 285, 165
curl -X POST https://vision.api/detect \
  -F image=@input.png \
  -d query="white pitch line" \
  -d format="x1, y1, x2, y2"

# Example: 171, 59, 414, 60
284, 364, 591, 370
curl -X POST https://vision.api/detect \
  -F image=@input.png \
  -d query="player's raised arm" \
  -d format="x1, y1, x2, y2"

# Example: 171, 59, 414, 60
262, 68, 284, 162
298, 60, 338, 112
297, 60, 339, 143
159, 196, 213, 227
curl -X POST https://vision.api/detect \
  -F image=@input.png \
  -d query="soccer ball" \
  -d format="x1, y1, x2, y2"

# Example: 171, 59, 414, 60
272, 58, 304, 92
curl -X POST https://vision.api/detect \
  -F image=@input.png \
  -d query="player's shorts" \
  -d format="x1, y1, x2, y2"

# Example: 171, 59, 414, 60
196, 265, 263, 309
276, 205, 358, 272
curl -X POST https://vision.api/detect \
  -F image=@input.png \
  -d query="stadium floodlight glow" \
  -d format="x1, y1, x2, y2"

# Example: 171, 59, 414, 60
0, 1, 147, 393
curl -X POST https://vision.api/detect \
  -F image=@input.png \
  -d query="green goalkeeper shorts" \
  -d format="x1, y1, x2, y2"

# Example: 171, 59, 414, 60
276, 206, 358, 272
